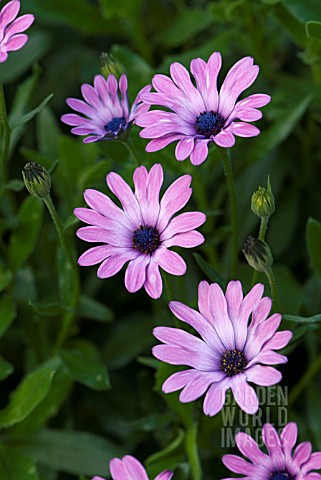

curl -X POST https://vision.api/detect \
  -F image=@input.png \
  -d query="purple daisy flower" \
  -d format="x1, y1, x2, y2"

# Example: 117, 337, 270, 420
222, 422, 321, 480
61, 73, 151, 143
152, 280, 292, 415
74, 163, 206, 299
92, 455, 173, 480
136, 53, 271, 165
0, 0, 34, 63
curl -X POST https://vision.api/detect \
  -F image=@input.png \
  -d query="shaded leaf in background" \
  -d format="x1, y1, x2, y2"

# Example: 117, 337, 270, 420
306, 217, 321, 275
0, 446, 39, 480
0, 295, 16, 338
21, 429, 123, 477
8, 197, 44, 272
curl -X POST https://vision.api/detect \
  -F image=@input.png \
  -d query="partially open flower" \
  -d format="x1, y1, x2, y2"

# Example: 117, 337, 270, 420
61, 74, 151, 143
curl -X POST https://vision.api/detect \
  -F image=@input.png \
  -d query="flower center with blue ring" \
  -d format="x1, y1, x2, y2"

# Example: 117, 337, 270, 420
221, 349, 248, 376
270, 473, 292, 480
105, 116, 126, 133
196, 111, 225, 138
132, 225, 161, 254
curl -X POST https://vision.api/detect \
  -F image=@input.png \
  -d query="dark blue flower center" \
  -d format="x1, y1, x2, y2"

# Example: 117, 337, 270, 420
132, 225, 161, 254
221, 349, 248, 376
196, 110, 225, 138
270, 473, 292, 480
105, 116, 126, 133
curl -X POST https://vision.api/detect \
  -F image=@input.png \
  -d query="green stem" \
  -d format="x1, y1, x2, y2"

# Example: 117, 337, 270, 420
217, 148, 238, 277
252, 216, 269, 285
289, 351, 321, 406
0, 82, 11, 189
43, 195, 79, 350
185, 422, 202, 480
122, 135, 141, 166
265, 266, 279, 311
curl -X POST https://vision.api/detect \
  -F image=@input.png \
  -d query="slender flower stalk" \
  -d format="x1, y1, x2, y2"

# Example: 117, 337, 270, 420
217, 147, 238, 277
222, 422, 321, 480
22, 162, 79, 349
0, 82, 10, 189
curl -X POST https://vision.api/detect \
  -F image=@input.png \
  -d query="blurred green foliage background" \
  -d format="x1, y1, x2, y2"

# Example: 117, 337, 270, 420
1, 0, 321, 479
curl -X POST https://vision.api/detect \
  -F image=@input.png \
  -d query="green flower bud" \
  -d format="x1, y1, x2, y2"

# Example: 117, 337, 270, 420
100, 52, 124, 79
22, 162, 51, 199
242, 236, 273, 273
251, 177, 275, 219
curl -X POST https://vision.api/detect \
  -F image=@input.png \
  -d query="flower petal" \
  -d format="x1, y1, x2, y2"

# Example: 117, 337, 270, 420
154, 247, 186, 275
175, 137, 195, 161
157, 175, 192, 232
230, 373, 259, 414
125, 254, 150, 293
163, 230, 204, 248
161, 212, 206, 240
203, 378, 230, 416
107, 172, 142, 228
245, 364, 282, 386
144, 259, 163, 299
97, 250, 139, 278
190, 140, 210, 166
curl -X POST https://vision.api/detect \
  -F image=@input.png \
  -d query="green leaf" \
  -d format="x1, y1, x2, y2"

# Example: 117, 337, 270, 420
120, 413, 173, 432
0, 357, 14, 381
22, 429, 123, 476
193, 253, 226, 287
8, 196, 44, 272
36, 107, 61, 160
10, 94, 54, 129
60, 348, 110, 391
306, 217, 321, 275
5, 179, 25, 192
103, 313, 153, 369
282, 0, 321, 23
0, 295, 16, 338
0, 32, 51, 84
28, 301, 73, 317
154, 8, 214, 48
0, 365, 55, 429
283, 313, 321, 323
306, 20, 321, 39
0, 446, 39, 480
77, 294, 114, 323
10, 362, 73, 435
145, 429, 185, 479
0, 262, 12, 293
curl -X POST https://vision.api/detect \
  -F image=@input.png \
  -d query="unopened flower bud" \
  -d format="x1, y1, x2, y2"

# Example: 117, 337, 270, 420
100, 52, 124, 79
242, 236, 273, 273
251, 178, 275, 219
22, 162, 51, 198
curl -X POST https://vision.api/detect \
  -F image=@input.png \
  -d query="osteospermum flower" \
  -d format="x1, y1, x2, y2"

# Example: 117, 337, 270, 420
0, 0, 34, 63
61, 73, 151, 143
222, 422, 321, 480
153, 280, 292, 415
74, 164, 206, 299
136, 53, 270, 165
92, 455, 173, 480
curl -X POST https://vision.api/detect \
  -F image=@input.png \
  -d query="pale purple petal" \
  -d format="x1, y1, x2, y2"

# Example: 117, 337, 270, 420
190, 140, 210, 166
263, 330, 293, 350
154, 247, 186, 275
152, 344, 217, 371
294, 443, 312, 467
2, 14, 34, 41
235, 283, 264, 351
213, 129, 235, 148
144, 259, 163, 299
225, 280, 243, 323
228, 121, 260, 137
163, 230, 204, 248
301, 453, 321, 474
97, 250, 139, 278
145, 134, 184, 152
155, 471, 173, 480
76, 226, 131, 247
230, 373, 259, 414
204, 51, 221, 111
208, 283, 235, 349
281, 422, 298, 457
83, 189, 131, 229
235, 432, 271, 468
179, 371, 222, 402
125, 254, 150, 293
203, 378, 230, 416
222, 454, 256, 475
161, 212, 206, 240
78, 245, 119, 266
107, 172, 142, 228
143, 163, 163, 226
175, 137, 195, 161
157, 175, 192, 232
262, 424, 285, 471
245, 364, 282, 386
170, 61, 205, 114
0, 0, 20, 32
3, 33, 28, 51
